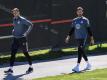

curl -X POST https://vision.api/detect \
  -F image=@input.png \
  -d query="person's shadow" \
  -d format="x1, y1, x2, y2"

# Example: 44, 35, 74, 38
3, 73, 27, 80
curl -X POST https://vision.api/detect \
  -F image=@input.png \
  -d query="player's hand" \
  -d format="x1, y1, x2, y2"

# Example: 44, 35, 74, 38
23, 33, 27, 37
90, 36, 94, 45
65, 36, 70, 43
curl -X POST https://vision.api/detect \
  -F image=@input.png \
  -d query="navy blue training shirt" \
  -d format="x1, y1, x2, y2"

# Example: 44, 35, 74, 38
71, 16, 90, 39
12, 16, 33, 38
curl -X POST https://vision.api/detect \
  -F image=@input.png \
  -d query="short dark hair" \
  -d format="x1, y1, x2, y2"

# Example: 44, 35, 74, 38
12, 8, 19, 12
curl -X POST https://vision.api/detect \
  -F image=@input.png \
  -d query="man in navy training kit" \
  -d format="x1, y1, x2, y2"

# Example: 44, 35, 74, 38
65, 7, 95, 72
5, 8, 33, 74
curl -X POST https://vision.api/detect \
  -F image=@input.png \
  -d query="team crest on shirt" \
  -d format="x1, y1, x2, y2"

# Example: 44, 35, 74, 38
75, 24, 81, 29
81, 21, 83, 24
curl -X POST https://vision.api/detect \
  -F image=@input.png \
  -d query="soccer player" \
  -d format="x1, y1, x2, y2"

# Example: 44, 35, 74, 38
65, 7, 94, 72
5, 8, 33, 74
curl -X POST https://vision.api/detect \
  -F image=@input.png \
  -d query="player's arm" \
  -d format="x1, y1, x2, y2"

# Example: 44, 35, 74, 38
86, 19, 94, 45
65, 27, 75, 43
23, 19, 33, 36
87, 27, 94, 45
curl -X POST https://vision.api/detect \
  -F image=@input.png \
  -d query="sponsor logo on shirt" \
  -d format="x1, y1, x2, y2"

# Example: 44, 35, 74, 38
17, 21, 20, 24
75, 24, 81, 29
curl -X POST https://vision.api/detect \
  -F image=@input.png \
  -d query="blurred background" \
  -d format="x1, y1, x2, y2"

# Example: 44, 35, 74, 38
0, 0, 106, 52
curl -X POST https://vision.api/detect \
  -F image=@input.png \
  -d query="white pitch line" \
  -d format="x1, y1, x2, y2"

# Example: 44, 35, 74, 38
0, 35, 13, 39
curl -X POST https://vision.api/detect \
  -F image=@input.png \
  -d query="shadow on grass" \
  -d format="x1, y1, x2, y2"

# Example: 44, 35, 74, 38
0, 50, 77, 67
3, 73, 27, 80
0, 47, 107, 68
